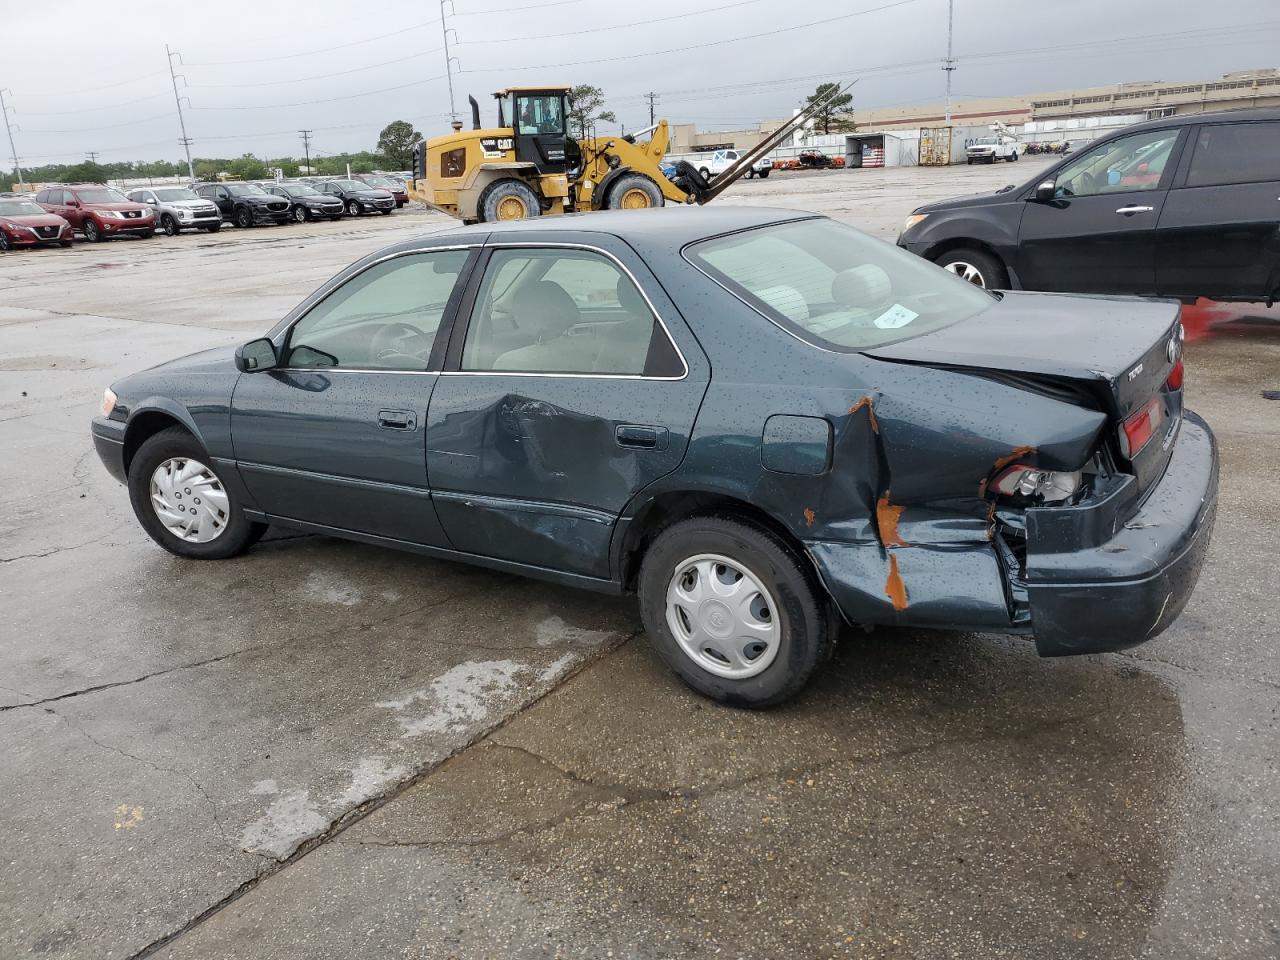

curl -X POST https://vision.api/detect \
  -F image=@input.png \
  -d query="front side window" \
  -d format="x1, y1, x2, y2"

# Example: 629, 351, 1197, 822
687, 218, 994, 351
284, 251, 470, 371
1052, 128, 1179, 197
461, 248, 681, 376
516, 94, 564, 136
1185, 121, 1280, 187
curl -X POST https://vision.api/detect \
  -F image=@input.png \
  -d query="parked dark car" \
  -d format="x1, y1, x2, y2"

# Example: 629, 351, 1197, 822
36, 184, 155, 242
898, 108, 1280, 302
91, 207, 1216, 707
316, 178, 395, 216
263, 182, 346, 222
0, 196, 73, 249
356, 174, 408, 207
192, 182, 291, 228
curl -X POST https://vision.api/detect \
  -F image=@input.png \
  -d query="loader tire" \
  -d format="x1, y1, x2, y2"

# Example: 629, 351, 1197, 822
478, 179, 541, 222
606, 173, 664, 210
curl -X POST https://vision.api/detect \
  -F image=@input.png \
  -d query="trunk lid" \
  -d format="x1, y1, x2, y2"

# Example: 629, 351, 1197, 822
866, 291, 1184, 491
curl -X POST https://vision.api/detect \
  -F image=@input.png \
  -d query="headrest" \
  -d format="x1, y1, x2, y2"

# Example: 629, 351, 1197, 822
616, 276, 648, 317
831, 265, 892, 310
755, 284, 809, 322
517, 281, 580, 339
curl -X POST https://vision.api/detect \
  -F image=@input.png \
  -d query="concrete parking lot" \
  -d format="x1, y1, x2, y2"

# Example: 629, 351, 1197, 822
2, 164, 1277, 959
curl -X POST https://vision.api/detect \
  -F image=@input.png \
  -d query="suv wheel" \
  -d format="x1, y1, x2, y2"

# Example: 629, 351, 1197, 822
934, 247, 1008, 289
346, 200, 361, 216
638, 515, 835, 708
235, 207, 254, 228
292, 206, 308, 223
83, 220, 102, 242
127, 426, 266, 560
161, 214, 180, 236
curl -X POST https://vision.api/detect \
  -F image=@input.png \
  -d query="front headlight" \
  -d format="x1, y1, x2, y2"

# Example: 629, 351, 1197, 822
101, 388, 117, 417
991, 466, 1081, 504
903, 213, 929, 232
177, 208, 193, 219
99, 210, 125, 220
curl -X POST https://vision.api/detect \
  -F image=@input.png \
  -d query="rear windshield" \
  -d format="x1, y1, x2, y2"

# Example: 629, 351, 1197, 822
686, 218, 994, 351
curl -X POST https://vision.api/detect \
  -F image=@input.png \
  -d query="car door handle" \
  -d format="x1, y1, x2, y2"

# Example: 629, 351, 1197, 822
377, 409, 416, 430
1115, 205, 1154, 215
616, 424, 668, 450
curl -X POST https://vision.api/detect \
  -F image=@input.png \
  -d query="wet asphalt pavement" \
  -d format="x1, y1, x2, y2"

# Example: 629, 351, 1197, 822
1, 163, 1277, 959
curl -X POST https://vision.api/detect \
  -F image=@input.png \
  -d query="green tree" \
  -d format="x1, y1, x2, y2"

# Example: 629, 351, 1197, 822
193, 159, 221, 181
804, 82, 855, 135
566, 85, 616, 140
227, 153, 268, 180
375, 120, 422, 169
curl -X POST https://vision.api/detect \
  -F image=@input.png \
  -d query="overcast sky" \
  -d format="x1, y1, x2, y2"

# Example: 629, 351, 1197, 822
4, 0, 1278, 166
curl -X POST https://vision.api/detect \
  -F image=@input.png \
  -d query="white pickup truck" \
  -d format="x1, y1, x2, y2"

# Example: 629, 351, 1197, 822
696, 149, 773, 179
965, 136, 1020, 164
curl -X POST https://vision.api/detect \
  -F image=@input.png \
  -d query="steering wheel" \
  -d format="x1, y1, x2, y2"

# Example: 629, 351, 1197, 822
370, 321, 426, 361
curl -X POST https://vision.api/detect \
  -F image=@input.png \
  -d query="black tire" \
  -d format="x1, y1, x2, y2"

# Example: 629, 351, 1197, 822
161, 214, 180, 236
346, 199, 361, 217
203, 223, 222, 232
1010, 150, 1019, 162
745, 169, 755, 179
698, 166, 711, 180
0, 232, 9, 251
758, 168, 770, 178
330, 216, 342, 222
83, 219, 102, 242
127, 426, 266, 560
380, 208, 392, 215
638, 515, 835, 708
235, 206, 254, 229
605, 173, 664, 210
933, 247, 1009, 290
292, 205, 308, 223
138, 230, 154, 239
478, 178, 541, 222
60, 240, 73, 248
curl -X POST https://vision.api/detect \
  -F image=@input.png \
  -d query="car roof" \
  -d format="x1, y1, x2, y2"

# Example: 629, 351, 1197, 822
1121, 106, 1280, 133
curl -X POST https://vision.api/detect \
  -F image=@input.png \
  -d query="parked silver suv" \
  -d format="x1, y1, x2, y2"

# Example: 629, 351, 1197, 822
126, 186, 222, 236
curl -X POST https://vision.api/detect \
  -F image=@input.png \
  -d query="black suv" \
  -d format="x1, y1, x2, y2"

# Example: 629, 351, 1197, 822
193, 182, 291, 228
263, 182, 345, 222
898, 108, 1280, 302
315, 178, 395, 216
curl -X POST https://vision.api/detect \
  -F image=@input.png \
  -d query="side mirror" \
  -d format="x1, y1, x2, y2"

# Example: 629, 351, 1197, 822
66, 199, 80, 208
1033, 179, 1056, 202
235, 338, 278, 372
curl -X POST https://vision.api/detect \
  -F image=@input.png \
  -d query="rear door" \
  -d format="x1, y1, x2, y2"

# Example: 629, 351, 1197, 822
1156, 119, 1280, 300
1017, 126, 1186, 294
230, 247, 477, 545
424, 236, 709, 578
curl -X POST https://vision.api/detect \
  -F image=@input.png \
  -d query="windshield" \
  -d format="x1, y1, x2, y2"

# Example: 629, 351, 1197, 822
973, 138, 997, 145
154, 188, 198, 201
0, 199, 47, 216
285, 184, 320, 196
226, 184, 267, 196
331, 180, 365, 191
363, 177, 394, 187
76, 188, 128, 204
686, 218, 994, 351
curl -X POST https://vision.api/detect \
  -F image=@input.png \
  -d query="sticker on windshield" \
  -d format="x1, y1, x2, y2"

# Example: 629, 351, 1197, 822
873, 304, 919, 329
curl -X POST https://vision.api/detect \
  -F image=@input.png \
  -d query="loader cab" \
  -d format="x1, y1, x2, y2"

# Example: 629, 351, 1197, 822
495, 86, 571, 175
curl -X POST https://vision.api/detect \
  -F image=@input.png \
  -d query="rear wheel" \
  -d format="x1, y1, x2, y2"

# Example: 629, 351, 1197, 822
161, 214, 180, 236
478, 178, 541, 222
606, 173, 664, 210
83, 220, 102, 242
235, 207, 253, 228
127, 426, 266, 560
638, 515, 835, 708
934, 247, 1008, 289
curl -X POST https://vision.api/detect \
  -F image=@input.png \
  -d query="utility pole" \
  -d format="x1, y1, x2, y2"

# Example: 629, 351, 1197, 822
942, 0, 955, 126
166, 44, 196, 181
439, 0, 459, 121
86, 151, 99, 165
645, 91, 658, 127
0, 88, 22, 187
299, 129, 313, 174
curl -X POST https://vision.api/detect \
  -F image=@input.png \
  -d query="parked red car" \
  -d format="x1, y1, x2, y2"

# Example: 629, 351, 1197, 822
0, 196, 73, 250
36, 184, 155, 242
357, 175, 408, 208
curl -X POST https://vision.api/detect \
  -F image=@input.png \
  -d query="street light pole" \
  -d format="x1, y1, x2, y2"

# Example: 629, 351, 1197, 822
942, 0, 955, 126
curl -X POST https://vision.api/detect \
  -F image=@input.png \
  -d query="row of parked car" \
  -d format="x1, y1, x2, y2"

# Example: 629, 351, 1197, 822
0, 174, 410, 251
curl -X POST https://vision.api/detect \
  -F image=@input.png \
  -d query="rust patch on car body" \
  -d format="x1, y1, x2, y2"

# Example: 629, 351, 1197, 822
992, 445, 1037, 472
876, 494, 906, 547
884, 554, 908, 611
803, 507, 816, 528
847, 395, 879, 434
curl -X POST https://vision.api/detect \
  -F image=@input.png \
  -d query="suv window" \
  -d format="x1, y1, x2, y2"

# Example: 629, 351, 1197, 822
284, 251, 469, 371
461, 248, 679, 376
1052, 128, 1180, 198
1185, 121, 1280, 187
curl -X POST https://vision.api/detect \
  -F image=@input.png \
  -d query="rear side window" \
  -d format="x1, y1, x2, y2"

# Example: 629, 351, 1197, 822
1185, 122, 1280, 187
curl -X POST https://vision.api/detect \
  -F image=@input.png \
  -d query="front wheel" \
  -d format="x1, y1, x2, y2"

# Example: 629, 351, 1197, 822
638, 515, 835, 708
757, 168, 770, 178
161, 214, 180, 236
203, 223, 222, 232
138, 230, 154, 239
0, 233, 9, 251
346, 200, 361, 217
934, 247, 1009, 289
380, 208, 392, 215
605, 173, 664, 210
60, 240, 73, 248
83, 219, 102, 242
235, 207, 253, 228
292, 205, 308, 223
127, 426, 266, 560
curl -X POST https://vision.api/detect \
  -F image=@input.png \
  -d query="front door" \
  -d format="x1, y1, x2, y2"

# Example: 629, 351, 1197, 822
1156, 119, 1280, 300
1017, 126, 1185, 295
513, 92, 567, 174
425, 239, 709, 578
231, 248, 476, 545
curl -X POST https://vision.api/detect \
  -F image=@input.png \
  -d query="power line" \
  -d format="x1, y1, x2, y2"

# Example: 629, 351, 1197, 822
18, 71, 169, 99
452, 0, 582, 14
461, 0, 765, 44
25, 112, 175, 134
190, 75, 447, 111
19, 92, 171, 117
188, 48, 444, 89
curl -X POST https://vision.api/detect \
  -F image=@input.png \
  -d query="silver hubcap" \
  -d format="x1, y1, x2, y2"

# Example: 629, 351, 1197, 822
149, 457, 230, 544
665, 553, 781, 679
944, 260, 986, 286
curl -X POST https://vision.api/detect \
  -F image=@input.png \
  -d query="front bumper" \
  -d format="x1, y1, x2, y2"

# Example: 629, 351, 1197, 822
5, 229, 69, 247
357, 199, 395, 212
93, 216, 155, 235
1025, 411, 1218, 655
91, 416, 128, 484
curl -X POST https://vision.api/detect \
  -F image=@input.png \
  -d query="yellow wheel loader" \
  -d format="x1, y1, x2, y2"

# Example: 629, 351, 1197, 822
407, 83, 850, 223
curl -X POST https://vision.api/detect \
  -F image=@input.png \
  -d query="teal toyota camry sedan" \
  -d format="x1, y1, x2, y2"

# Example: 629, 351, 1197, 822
91, 207, 1217, 707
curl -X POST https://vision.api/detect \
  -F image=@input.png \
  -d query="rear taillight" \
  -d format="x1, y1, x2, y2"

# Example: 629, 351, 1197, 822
1118, 397, 1163, 460
1166, 358, 1184, 391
